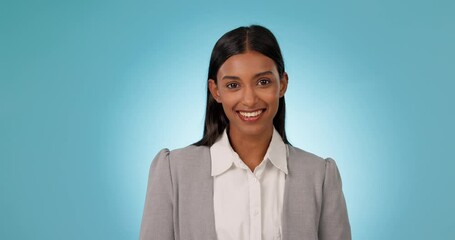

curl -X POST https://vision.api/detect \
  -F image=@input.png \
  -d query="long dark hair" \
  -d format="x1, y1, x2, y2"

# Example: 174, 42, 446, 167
194, 25, 289, 146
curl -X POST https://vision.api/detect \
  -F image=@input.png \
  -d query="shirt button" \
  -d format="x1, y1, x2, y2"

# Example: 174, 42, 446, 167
253, 210, 259, 216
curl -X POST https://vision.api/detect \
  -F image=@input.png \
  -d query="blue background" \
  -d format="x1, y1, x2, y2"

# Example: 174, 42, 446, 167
1, 0, 454, 239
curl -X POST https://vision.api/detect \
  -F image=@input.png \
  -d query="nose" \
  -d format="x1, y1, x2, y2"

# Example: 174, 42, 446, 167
241, 86, 258, 107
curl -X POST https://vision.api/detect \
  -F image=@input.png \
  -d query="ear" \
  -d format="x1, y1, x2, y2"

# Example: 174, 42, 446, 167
208, 79, 221, 103
279, 72, 289, 97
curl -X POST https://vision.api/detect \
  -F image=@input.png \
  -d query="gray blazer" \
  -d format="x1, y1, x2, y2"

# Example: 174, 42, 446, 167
140, 145, 351, 240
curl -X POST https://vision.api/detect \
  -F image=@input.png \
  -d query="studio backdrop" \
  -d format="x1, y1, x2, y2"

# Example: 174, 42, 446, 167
1, 0, 454, 239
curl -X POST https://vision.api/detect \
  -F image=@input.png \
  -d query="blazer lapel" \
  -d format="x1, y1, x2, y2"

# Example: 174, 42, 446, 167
281, 146, 320, 240
196, 147, 217, 239
175, 146, 217, 239
281, 147, 301, 240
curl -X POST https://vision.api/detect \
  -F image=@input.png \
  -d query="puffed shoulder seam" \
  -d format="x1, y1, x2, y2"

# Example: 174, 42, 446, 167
151, 148, 174, 198
323, 157, 343, 191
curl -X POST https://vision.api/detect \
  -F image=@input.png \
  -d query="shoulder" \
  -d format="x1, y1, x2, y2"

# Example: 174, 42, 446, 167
288, 145, 326, 167
169, 144, 210, 160
150, 145, 212, 188
153, 145, 211, 172
287, 145, 337, 181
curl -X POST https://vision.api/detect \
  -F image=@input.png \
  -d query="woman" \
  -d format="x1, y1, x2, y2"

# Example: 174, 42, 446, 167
140, 25, 351, 240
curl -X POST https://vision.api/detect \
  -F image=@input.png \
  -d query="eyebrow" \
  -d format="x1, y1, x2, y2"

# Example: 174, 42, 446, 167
221, 71, 274, 81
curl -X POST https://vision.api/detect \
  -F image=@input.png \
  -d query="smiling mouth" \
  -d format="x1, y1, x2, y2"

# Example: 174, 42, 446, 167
237, 109, 265, 121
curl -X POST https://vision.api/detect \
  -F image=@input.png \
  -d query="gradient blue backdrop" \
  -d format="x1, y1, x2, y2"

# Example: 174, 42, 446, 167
1, 0, 454, 239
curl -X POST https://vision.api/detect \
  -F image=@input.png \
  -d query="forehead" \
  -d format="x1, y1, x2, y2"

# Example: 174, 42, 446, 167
217, 51, 278, 78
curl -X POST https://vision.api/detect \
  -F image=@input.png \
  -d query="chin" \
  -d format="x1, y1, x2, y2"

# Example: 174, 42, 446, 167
231, 122, 273, 137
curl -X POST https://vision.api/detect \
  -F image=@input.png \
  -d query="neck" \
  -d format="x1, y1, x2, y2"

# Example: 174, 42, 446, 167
228, 126, 273, 171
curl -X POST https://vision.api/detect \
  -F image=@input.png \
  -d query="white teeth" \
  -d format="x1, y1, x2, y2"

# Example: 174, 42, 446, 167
239, 110, 263, 118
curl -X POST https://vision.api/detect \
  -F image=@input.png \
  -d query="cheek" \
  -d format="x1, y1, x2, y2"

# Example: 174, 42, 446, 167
219, 96, 237, 113
261, 90, 280, 104
261, 92, 280, 115
220, 102, 237, 122
219, 91, 240, 106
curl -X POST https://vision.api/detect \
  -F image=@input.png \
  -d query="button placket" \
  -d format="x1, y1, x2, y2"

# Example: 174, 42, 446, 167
248, 172, 262, 240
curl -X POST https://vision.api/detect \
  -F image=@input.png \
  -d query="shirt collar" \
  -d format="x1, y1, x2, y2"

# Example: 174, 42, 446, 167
266, 128, 289, 175
210, 127, 288, 176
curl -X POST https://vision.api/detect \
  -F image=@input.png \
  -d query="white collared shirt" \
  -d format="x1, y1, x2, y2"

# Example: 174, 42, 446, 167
210, 128, 288, 240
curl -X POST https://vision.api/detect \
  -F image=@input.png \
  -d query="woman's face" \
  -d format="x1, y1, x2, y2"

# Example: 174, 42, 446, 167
209, 51, 288, 138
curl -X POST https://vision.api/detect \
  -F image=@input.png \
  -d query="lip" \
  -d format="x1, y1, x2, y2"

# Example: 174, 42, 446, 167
236, 109, 266, 122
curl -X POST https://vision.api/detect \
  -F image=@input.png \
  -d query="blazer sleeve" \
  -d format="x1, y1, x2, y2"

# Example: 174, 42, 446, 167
139, 149, 175, 240
318, 158, 351, 240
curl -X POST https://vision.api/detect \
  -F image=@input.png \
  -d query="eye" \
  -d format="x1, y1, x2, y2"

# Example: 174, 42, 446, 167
226, 82, 239, 89
258, 79, 271, 86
